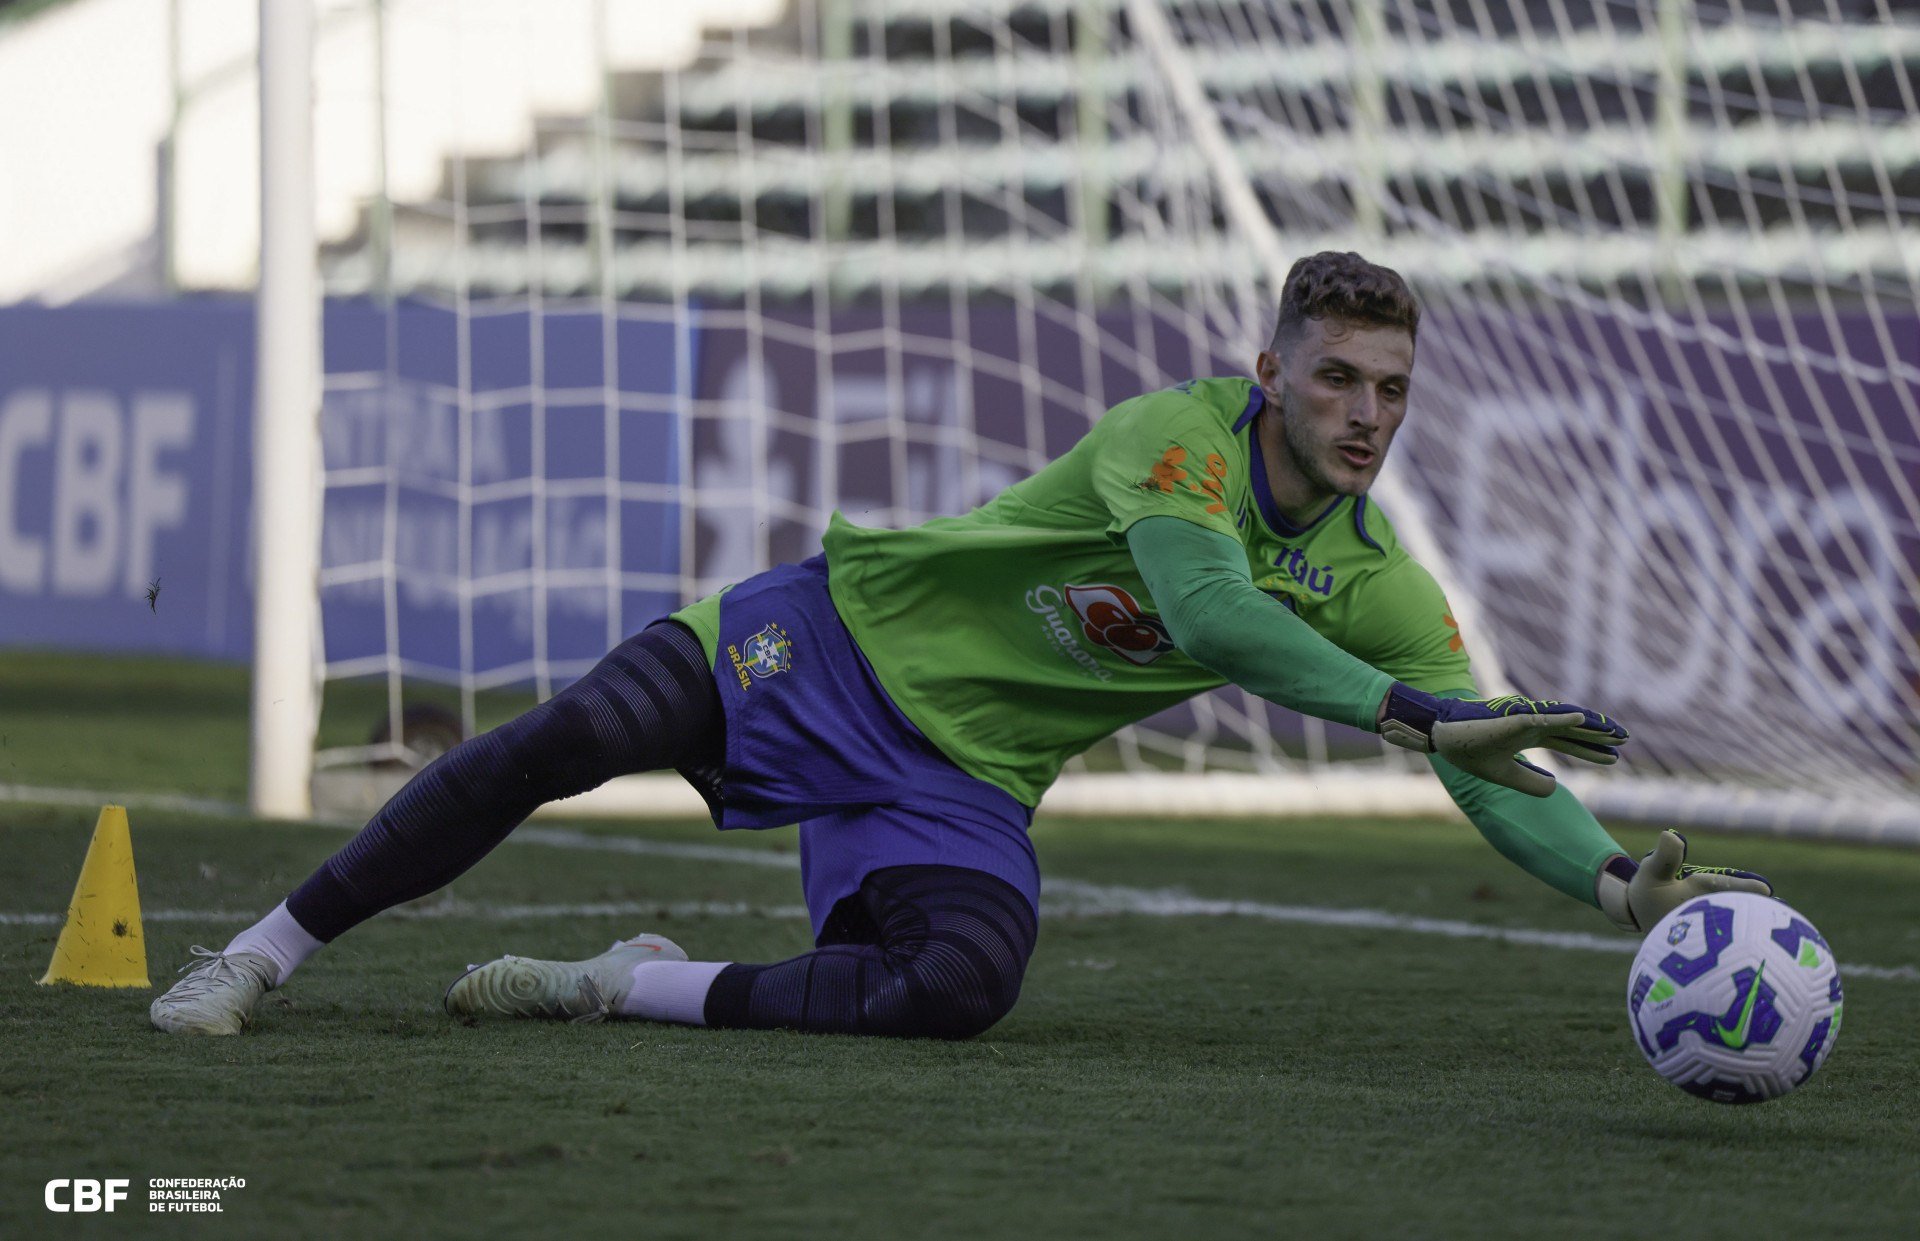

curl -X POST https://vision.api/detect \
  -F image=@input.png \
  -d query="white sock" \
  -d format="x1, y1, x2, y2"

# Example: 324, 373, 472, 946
223, 902, 324, 987
617, 959, 730, 1025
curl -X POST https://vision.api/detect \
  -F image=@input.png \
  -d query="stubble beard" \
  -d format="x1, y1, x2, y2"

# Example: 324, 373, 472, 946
1277, 387, 1374, 501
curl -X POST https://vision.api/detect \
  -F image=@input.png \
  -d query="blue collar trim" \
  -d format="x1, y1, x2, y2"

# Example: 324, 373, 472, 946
1353, 495, 1385, 553
1232, 384, 1264, 434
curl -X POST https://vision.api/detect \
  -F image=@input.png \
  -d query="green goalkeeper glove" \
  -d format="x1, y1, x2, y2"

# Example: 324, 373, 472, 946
1377, 683, 1628, 797
1594, 830, 1774, 932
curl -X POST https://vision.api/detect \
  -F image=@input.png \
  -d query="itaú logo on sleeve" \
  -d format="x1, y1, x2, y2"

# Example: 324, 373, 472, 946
1063, 583, 1176, 666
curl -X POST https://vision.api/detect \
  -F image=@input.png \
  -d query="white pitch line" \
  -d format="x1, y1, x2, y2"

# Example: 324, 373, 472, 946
0, 909, 243, 926
1046, 877, 1636, 952
514, 825, 805, 870
502, 833, 1920, 982
0, 782, 267, 819
0, 901, 813, 927
5, 889, 1915, 983
5, 788, 1917, 982
4, 891, 1916, 983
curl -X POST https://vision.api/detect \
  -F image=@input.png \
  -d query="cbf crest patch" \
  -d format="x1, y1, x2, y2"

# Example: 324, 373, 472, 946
729, 626, 798, 695
727, 621, 794, 690
742, 623, 793, 677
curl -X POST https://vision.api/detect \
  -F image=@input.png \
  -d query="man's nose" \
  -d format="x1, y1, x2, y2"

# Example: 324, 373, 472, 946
1350, 389, 1380, 428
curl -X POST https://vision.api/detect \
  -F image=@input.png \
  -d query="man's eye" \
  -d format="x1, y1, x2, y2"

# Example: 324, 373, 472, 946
1324, 373, 1347, 386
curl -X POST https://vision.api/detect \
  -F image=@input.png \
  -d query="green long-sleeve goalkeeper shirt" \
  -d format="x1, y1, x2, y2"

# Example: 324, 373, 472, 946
1124, 511, 1626, 907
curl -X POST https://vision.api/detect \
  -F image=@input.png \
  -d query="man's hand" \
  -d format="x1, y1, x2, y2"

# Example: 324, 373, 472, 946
1377, 683, 1628, 797
1595, 830, 1774, 932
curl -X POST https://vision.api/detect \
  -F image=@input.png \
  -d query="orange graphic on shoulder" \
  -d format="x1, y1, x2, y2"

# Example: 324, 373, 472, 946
1443, 613, 1464, 653
1146, 445, 1189, 493
1144, 445, 1232, 514
1196, 452, 1229, 514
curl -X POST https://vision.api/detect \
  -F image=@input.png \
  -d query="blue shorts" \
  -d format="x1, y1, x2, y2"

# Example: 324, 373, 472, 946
710, 555, 1039, 939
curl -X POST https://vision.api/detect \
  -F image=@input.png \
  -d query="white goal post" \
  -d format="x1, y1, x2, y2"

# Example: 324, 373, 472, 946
251, 0, 1920, 842
251, 0, 322, 820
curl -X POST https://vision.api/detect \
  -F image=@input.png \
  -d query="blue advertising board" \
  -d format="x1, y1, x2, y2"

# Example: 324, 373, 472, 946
0, 300, 256, 659
0, 299, 687, 683
316, 299, 689, 685
3, 294, 1911, 786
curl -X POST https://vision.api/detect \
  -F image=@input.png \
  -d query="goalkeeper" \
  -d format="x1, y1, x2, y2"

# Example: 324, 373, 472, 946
152, 251, 1770, 1039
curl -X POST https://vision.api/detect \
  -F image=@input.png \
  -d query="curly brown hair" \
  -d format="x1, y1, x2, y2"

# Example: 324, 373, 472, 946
1269, 251, 1420, 356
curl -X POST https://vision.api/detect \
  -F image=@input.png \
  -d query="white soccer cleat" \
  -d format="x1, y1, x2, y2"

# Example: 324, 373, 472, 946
149, 947, 277, 1036
443, 933, 688, 1023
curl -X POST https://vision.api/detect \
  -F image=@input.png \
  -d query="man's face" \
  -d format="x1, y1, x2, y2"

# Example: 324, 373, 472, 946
1254, 317, 1414, 509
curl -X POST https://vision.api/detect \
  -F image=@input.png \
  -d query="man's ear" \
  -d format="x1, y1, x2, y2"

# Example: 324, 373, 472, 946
1254, 349, 1282, 391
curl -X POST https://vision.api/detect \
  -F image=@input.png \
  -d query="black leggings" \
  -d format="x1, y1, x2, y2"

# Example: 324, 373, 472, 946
707, 864, 1037, 1040
287, 620, 724, 940
284, 621, 1035, 1039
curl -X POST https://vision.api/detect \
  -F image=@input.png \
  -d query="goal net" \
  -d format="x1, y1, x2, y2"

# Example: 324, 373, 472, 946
269, 0, 1920, 840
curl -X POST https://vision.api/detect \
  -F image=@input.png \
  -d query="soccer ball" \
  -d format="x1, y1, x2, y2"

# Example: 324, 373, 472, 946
1626, 892, 1842, 1104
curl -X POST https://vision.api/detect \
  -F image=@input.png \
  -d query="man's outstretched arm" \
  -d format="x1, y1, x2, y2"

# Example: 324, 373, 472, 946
1125, 515, 1625, 797
1125, 514, 1396, 732
1426, 737, 1626, 909
1364, 570, 1771, 930
1128, 515, 1767, 929
1431, 735, 1773, 931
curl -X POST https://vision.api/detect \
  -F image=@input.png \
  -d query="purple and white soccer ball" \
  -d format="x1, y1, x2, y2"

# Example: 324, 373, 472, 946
1626, 892, 1842, 1104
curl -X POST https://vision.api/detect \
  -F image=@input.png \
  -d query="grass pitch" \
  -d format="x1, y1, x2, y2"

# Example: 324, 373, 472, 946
2, 651, 1917, 1239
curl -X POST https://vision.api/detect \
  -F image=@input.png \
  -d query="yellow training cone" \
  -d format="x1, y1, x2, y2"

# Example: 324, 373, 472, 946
38, 806, 151, 988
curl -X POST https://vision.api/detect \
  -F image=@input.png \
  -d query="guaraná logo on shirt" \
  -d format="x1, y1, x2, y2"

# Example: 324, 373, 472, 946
1064, 583, 1176, 666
